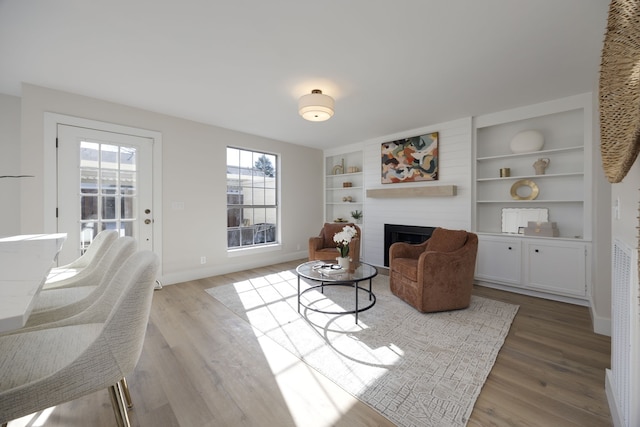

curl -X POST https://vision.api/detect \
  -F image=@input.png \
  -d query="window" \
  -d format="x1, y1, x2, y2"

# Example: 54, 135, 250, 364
226, 147, 278, 249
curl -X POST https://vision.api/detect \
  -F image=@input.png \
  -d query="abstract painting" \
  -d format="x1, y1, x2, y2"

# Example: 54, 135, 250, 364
381, 132, 439, 183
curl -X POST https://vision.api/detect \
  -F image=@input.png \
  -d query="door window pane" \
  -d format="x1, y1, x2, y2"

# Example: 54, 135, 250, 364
102, 196, 117, 219
121, 196, 136, 220
101, 170, 118, 194
101, 144, 120, 170
81, 195, 98, 220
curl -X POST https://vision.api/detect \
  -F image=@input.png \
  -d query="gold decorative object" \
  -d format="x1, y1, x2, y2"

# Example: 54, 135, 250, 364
332, 158, 345, 175
500, 168, 510, 177
510, 179, 539, 200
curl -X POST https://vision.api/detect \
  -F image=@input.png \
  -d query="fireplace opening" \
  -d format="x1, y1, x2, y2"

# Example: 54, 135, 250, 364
384, 224, 436, 266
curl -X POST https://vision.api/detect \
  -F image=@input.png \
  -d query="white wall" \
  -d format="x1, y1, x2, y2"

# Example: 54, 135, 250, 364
358, 117, 473, 267
591, 91, 612, 333
0, 93, 21, 236
18, 84, 324, 284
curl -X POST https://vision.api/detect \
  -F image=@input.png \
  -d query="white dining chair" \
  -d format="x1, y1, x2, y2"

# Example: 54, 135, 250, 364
0, 250, 159, 427
44, 229, 119, 289
24, 236, 137, 327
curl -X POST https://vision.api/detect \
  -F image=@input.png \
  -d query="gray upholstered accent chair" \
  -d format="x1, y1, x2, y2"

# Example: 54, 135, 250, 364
44, 229, 119, 289
24, 236, 137, 327
0, 250, 160, 427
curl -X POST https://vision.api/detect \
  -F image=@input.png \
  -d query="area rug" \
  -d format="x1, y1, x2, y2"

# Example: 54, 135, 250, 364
205, 269, 518, 427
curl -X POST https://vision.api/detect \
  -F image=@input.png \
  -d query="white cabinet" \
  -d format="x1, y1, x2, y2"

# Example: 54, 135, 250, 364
324, 151, 364, 224
473, 94, 593, 303
476, 236, 521, 285
525, 239, 587, 298
476, 234, 589, 302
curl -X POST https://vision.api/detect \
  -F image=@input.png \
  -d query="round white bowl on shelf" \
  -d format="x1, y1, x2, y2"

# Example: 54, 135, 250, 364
509, 130, 544, 153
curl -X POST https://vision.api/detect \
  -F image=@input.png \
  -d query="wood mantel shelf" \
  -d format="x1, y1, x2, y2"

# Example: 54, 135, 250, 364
366, 185, 457, 198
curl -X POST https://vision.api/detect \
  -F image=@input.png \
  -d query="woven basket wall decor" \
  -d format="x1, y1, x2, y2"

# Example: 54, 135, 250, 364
599, 0, 640, 183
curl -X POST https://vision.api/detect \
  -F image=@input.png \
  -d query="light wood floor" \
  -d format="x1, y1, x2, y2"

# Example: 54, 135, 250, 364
11, 259, 612, 426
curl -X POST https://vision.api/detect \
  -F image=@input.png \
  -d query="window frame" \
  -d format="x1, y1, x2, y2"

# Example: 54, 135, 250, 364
226, 146, 280, 251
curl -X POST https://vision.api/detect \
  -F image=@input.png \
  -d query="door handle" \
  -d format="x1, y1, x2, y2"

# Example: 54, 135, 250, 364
144, 219, 152, 224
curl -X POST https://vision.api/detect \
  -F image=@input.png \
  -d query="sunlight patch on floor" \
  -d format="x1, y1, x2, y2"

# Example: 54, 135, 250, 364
8, 407, 55, 427
226, 267, 401, 426
255, 333, 358, 427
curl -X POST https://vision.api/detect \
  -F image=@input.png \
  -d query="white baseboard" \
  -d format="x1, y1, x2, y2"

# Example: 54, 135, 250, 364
606, 369, 624, 427
590, 302, 612, 336
474, 280, 589, 306
159, 250, 307, 286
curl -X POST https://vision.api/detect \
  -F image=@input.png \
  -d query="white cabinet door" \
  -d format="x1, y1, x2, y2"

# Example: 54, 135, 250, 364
525, 240, 587, 297
476, 236, 522, 285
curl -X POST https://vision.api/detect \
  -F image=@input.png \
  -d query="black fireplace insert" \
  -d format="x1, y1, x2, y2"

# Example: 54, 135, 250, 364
384, 224, 436, 266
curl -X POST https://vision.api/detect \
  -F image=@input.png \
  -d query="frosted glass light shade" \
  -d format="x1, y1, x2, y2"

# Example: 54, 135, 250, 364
299, 89, 334, 122
510, 130, 544, 153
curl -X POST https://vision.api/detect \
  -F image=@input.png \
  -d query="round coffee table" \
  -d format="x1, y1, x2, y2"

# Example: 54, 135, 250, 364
296, 260, 378, 324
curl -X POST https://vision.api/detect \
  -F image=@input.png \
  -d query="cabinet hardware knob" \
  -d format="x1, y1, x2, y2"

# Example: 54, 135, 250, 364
508, 246, 512, 250
535, 249, 539, 253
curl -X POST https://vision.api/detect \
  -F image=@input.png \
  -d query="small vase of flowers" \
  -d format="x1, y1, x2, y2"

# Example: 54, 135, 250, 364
333, 225, 358, 269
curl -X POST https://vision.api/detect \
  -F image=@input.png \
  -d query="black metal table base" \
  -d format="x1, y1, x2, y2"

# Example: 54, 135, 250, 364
297, 277, 376, 324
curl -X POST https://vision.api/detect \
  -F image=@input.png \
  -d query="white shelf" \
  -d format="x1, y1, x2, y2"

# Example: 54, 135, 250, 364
477, 231, 588, 242
476, 199, 584, 208
476, 172, 583, 182
327, 186, 363, 190
476, 200, 583, 204
327, 172, 362, 179
477, 145, 583, 161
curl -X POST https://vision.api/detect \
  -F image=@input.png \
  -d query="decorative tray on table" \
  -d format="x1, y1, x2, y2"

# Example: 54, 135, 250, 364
312, 263, 344, 275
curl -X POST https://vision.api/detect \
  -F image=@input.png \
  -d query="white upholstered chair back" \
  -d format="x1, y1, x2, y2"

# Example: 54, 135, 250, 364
25, 237, 137, 327
0, 250, 160, 426
46, 229, 118, 280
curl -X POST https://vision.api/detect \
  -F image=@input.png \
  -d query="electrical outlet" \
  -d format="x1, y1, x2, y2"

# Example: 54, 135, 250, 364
200, 256, 206, 264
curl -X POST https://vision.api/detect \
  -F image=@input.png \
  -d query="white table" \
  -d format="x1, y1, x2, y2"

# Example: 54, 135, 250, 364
0, 234, 67, 333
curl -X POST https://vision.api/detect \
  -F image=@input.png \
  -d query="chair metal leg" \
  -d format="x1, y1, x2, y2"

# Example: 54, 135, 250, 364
120, 377, 133, 409
108, 381, 131, 427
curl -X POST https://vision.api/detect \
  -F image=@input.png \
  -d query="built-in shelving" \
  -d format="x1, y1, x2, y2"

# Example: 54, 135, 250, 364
324, 151, 364, 224
472, 93, 593, 303
474, 101, 589, 239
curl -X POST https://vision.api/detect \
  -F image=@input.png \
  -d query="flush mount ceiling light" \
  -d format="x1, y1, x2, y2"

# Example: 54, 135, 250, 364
298, 89, 334, 122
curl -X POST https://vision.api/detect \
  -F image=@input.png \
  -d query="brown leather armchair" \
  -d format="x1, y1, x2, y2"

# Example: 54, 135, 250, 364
389, 227, 478, 313
309, 223, 361, 268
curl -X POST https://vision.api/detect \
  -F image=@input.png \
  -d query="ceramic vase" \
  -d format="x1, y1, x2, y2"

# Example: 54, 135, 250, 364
337, 256, 350, 270
533, 158, 550, 175
510, 130, 544, 153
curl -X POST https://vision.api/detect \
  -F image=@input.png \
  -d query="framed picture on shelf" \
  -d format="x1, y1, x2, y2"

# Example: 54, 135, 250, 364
381, 132, 439, 183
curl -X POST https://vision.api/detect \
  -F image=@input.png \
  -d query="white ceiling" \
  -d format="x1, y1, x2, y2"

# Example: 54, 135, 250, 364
0, 1, 609, 150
